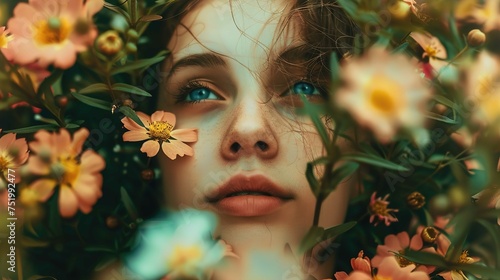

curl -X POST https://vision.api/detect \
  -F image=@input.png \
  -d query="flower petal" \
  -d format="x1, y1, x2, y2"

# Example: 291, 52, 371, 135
123, 130, 150, 142
59, 186, 79, 218
80, 150, 106, 173
71, 128, 90, 155
0, 133, 16, 150
29, 178, 56, 202
141, 140, 160, 157
171, 129, 198, 143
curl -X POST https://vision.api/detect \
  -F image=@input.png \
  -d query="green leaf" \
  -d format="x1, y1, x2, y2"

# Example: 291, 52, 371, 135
306, 162, 320, 197
330, 53, 341, 87
4, 124, 59, 134
452, 263, 500, 279
322, 162, 359, 197
110, 52, 169, 75
121, 187, 138, 221
402, 250, 447, 267
426, 112, 459, 124
104, 2, 131, 22
342, 153, 409, 172
118, 106, 145, 127
392, 42, 409, 54
139, 14, 162, 22
322, 221, 356, 239
37, 69, 63, 98
78, 83, 109, 94
27, 276, 57, 280
299, 95, 331, 153
299, 226, 325, 253
337, 0, 358, 18
71, 92, 112, 111
477, 219, 500, 268
112, 83, 152, 97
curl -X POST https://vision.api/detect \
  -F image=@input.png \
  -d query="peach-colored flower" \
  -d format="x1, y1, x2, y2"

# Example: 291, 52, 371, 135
334, 250, 372, 280
335, 47, 431, 144
0, 26, 13, 60
439, 250, 480, 280
368, 192, 399, 226
23, 128, 105, 218
6, 0, 103, 69
341, 257, 430, 280
0, 129, 29, 188
410, 32, 448, 76
121, 110, 198, 160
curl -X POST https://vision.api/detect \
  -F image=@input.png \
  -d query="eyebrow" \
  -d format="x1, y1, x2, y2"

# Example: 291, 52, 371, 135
167, 53, 227, 78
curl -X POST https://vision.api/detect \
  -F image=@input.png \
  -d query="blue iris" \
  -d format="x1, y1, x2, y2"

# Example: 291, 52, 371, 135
186, 88, 218, 101
291, 82, 320, 95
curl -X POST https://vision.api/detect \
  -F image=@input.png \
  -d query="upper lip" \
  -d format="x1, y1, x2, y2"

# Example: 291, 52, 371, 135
206, 174, 294, 202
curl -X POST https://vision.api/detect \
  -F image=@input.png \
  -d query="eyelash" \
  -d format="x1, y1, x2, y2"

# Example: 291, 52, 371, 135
173, 80, 218, 104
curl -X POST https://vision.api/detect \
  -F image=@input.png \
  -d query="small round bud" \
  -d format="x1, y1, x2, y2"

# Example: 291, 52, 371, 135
73, 18, 91, 35
467, 29, 486, 47
55, 95, 69, 108
122, 99, 134, 107
407, 191, 426, 209
127, 29, 139, 41
429, 194, 451, 216
421, 226, 439, 244
141, 169, 155, 181
448, 186, 469, 209
388, 1, 412, 20
125, 42, 137, 54
106, 216, 119, 229
96, 30, 123, 56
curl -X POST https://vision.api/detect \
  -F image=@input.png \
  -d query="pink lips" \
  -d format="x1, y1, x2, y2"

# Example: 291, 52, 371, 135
206, 174, 293, 217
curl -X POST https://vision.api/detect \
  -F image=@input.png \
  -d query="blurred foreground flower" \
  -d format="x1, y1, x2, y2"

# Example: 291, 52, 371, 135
22, 128, 105, 218
368, 192, 399, 226
339, 256, 430, 280
335, 47, 431, 144
334, 250, 371, 279
125, 209, 227, 280
6, 0, 103, 68
121, 110, 198, 159
0, 26, 13, 59
0, 129, 29, 188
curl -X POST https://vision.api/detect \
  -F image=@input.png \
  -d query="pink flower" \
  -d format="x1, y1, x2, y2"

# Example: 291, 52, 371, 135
0, 129, 29, 188
6, 0, 103, 69
334, 250, 371, 280
410, 32, 448, 79
368, 192, 399, 226
121, 111, 198, 160
335, 47, 431, 144
339, 257, 430, 280
23, 128, 105, 218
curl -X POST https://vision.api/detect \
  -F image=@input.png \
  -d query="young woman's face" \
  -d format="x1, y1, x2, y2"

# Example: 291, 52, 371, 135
158, 0, 354, 270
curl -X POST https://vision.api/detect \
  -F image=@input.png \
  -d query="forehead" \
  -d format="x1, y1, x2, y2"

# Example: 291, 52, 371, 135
167, 0, 300, 69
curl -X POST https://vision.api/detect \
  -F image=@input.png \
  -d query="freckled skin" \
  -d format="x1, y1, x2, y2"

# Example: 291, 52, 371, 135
158, 0, 356, 277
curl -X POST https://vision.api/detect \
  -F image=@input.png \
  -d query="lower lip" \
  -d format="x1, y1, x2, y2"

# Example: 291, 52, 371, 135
212, 195, 288, 217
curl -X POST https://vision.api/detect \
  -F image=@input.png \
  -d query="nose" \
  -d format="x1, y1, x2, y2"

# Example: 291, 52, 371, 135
220, 101, 279, 161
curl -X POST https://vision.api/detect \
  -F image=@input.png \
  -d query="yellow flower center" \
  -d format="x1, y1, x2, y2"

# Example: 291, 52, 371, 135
397, 250, 415, 267
459, 250, 473, 264
0, 154, 13, 173
366, 75, 403, 115
148, 121, 173, 141
0, 33, 11, 48
33, 17, 72, 46
374, 275, 392, 280
53, 157, 80, 187
167, 244, 203, 272
424, 44, 438, 58
369, 200, 390, 217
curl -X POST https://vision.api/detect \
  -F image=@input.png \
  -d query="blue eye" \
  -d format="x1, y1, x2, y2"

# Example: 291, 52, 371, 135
185, 87, 219, 101
291, 82, 320, 95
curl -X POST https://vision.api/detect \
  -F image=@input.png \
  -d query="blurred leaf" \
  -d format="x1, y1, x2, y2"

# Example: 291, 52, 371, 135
451, 263, 500, 279
139, 14, 162, 22
104, 2, 131, 22
322, 162, 359, 197
402, 250, 447, 267
426, 112, 459, 124
343, 153, 409, 171
322, 221, 356, 239
111, 51, 169, 75
337, 0, 358, 19
85, 246, 116, 253
330, 53, 341, 87
79, 83, 109, 94
121, 187, 138, 221
20, 236, 51, 248
37, 69, 63, 98
445, 208, 473, 262
94, 257, 118, 271
112, 83, 152, 97
477, 219, 500, 268
27, 276, 57, 280
4, 124, 59, 134
299, 226, 325, 253
392, 42, 409, 54
310, 156, 330, 166
306, 162, 320, 197
299, 95, 330, 153
71, 92, 112, 111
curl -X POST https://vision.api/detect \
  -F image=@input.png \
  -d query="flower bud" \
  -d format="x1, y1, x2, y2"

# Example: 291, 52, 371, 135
407, 191, 426, 209
467, 29, 486, 47
429, 194, 451, 216
96, 30, 123, 56
127, 29, 139, 41
56, 95, 69, 108
421, 226, 438, 243
448, 186, 469, 209
125, 42, 137, 54
106, 216, 119, 229
141, 169, 155, 181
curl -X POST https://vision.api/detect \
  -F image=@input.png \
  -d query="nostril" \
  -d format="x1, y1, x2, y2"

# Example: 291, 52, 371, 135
230, 142, 241, 153
256, 141, 269, 151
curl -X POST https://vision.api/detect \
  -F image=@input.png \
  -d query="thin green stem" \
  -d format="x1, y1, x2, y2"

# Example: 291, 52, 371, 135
129, 0, 138, 27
